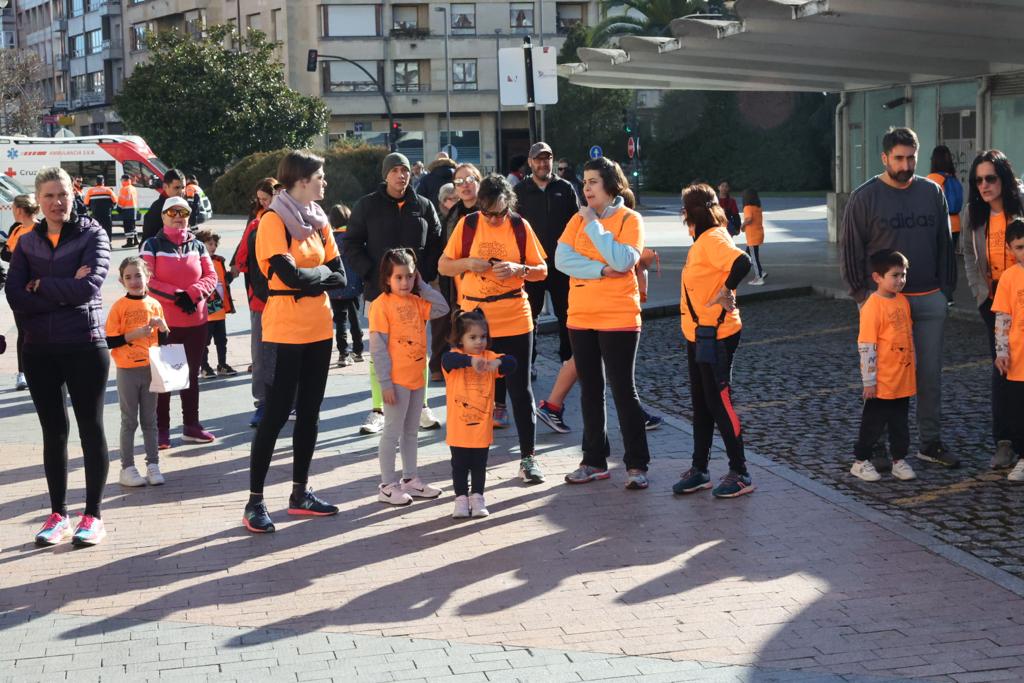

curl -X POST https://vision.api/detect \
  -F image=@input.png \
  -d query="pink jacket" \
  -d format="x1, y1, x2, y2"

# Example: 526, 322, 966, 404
140, 231, 217, 328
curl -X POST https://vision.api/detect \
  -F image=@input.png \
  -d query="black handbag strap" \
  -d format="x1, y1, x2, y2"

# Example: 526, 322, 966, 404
682, 281, 728, 327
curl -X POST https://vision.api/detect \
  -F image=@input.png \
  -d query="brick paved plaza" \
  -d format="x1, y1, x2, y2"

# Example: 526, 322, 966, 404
3, 210, 1024, 682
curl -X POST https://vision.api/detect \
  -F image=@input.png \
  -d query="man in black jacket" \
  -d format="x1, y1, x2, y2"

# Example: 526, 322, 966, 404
415, 153, 456, 213
343, 152, 444, 435
141, 168, 186, 243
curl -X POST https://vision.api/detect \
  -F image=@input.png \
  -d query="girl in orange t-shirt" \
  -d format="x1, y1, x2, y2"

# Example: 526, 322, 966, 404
442, 309, 517, 518
370, 249, 450, 506
741, 188, 766, 285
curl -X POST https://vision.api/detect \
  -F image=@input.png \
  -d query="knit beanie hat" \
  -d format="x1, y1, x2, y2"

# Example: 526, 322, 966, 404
382, 152, 411, 180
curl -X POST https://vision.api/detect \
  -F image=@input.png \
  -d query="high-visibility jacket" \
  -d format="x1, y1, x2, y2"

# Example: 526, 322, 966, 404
117, 182, 138, 209
84, 185, 117, 210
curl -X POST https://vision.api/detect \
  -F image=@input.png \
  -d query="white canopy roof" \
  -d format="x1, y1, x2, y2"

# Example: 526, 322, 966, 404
560, 0, 1024, 91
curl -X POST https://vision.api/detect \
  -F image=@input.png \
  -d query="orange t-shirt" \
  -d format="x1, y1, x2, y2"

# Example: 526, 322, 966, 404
105, 294, 165, 369
926, 173, 961, 234
743, 205, 764, 246
5, 223, 33, 253
680, 226, 743, 342
444, 349, 507, 448
988, 213, 1016, 283
991, 263, 1024, 381
207, 256, 232, 322
368, 292, 433, 390
47, 232, 60, 248
559, 207, 644, 331
443, 215, 547, 338
858, 292, 916, 399
256, 212, 339, 344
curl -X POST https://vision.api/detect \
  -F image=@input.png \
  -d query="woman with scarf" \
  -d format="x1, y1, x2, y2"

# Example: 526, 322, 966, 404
141, 195, 218, 450
243, 150, 347, 534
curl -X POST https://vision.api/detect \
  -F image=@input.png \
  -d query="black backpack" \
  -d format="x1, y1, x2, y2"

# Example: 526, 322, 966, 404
246, 211, 329, 303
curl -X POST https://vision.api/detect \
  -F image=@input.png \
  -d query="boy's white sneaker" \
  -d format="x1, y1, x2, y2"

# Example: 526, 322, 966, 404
850, 460, 881, 482
469, 493, 490, 518
119, 466, 146, 487
891, 459, 916, 481
146, 463, 166, 486
452, 495, 471, 518
1009, 460, 1024, 482
378, 482, 413, 506
401, 476, 442, 499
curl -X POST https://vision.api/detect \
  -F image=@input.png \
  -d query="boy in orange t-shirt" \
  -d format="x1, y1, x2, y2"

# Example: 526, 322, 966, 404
196, 229, 237, 378
851, 249, 918, 483
993, 220, 1024, 480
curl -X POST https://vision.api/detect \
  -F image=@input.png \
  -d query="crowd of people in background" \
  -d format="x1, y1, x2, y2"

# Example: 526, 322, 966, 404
2, 123, 1022, 547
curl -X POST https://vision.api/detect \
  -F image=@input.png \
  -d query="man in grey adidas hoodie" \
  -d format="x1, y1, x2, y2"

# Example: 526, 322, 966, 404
840, 126, 958, 468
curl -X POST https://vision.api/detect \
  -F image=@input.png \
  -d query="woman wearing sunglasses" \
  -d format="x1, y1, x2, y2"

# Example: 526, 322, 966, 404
141, 195, 219, 450
438, 174, 549, 484
962, 149, 1024, 469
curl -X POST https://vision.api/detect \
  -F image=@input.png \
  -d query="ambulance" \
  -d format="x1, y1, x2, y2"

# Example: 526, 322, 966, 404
0, 134, 170, 228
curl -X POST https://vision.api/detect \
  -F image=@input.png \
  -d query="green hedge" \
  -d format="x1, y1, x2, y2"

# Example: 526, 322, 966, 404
211, 144, 390, 214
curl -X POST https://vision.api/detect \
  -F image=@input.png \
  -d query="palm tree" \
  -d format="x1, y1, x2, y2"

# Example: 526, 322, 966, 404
589, 0, 712, 47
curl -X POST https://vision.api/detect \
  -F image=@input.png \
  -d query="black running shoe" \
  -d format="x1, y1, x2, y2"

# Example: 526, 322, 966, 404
287, 488, 339, 517
917, 442, 959, 468
243, 502, 276, 533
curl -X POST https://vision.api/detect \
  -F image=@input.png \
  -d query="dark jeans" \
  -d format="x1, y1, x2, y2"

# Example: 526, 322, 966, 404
121, 213, 136, 238
330, 298, 364, 356
526, 265, 572, 363
980, 298, 1011, 445
490, 332, 537, 457
204, 319, 227, 368
570, 328, 650, 471
24, 345, 110, 517
157, 324, 207, 431
451, 446, 488, 496
687, 332, 745, 474
746, 245, 763, 278
854, 397, 910, 461
249, 339, 332, 494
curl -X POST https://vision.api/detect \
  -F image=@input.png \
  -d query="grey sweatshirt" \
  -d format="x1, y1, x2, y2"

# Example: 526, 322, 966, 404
839, 176, 957, 303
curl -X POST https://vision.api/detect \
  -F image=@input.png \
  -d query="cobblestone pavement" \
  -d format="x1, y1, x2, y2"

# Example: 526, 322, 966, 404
542, 294, 1024, 580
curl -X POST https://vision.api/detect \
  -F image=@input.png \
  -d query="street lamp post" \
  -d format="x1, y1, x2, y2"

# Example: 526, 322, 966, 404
494, 29, 502, 174
434, 6, 452, 157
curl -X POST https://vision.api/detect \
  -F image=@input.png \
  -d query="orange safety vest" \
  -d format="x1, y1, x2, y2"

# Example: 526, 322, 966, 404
117, 183, 138, 209
84, 185, 117, 205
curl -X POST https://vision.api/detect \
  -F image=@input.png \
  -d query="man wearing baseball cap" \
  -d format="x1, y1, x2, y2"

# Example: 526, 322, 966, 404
343, 151, 444, 435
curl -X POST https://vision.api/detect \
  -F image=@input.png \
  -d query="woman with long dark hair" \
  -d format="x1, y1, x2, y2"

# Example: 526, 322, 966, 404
927, 145, 964, 252
962, 149, 1023, 469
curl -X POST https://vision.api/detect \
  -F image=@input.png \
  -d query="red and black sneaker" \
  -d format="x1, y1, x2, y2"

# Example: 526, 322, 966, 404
288, 488, 339, 516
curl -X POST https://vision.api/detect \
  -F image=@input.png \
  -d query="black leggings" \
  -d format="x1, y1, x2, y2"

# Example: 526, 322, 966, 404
204, 319, 227, 368
451, 446, 488, 496
15, 317, 24, 373
490, 332, 536, 457
854, 397, 910, 460
570, 329, 650, 471
249, 339, 332, 495
687, 332, 745, 474
23, 346, 111, 517
746, 245, 763, 277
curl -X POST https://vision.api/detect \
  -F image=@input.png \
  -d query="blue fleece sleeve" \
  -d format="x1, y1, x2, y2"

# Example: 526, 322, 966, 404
582, 220, 640, 272
555, 242, 605, 280
497, 354, 517, 377
442, 351, 473, 371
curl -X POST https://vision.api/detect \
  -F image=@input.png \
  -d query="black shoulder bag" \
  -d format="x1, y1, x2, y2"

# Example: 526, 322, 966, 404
683, 283, 727, 364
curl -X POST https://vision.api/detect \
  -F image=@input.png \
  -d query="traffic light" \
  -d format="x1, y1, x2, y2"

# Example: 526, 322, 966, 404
390, 121, 403, 145
622, 109, 632, 135
306, 49, 319, 72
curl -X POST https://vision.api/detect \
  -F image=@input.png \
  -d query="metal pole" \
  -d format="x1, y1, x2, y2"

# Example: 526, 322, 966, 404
536, 0, 545, 140
523, 36, 537, 144
317, 53, 395, 149
236, 0, 242, 50
494, 29, 502, 174
442, 8, 452, 155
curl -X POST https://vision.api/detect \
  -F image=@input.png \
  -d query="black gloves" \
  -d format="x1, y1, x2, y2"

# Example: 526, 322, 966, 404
175, 291, 197, 314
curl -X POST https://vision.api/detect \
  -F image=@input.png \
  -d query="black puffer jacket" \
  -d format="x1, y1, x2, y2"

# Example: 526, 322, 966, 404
514, 176, 581, 260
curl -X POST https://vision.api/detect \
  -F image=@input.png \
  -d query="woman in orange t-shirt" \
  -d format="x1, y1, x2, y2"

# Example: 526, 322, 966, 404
741, 188, 765, 285
555, 156, 650, 489
2, 193, 40, 391
439, 175, 548, 483
673, 183, 755, 499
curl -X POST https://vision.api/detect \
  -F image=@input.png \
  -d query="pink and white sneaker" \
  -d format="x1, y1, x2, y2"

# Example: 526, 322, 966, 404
71, 515, 106, 547
34, 512, 72, 546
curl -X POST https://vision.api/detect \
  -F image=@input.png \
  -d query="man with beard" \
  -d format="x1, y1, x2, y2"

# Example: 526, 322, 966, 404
840, 126, 958, 468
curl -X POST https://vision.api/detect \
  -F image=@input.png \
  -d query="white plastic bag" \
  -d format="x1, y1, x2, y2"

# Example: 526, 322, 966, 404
149, 344, 190, 393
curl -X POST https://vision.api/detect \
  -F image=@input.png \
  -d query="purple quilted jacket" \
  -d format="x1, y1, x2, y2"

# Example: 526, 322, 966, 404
5, 214, 110, 347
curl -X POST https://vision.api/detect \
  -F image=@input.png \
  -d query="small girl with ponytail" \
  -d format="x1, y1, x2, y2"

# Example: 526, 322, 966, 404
442, 308, 517, 518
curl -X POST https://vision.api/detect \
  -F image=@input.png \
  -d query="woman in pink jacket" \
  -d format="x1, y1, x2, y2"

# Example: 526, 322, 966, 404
140, 196, 218, 449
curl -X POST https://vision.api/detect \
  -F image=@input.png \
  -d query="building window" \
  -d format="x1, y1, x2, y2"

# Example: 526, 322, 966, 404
452, 59, 477, 91
246, 12, 261, 32
69, 34, 85, 58
87, 0, 103, 11
70, 0, 84, 18
70, 73, 87, 99
322, 4, 381, 38
392, 4, 419, 30
185, 10, 206, 40
556, 3, 585, 34
394, 60, 427, 93
271, 8, 282, 42
89, 70, 104, 94
130, 22, 152, 52
323, 60, 383, 93
87, 29, 103, 54
510, 2, 534, 29
450, 3, 475, 34
439, 130, 481, 165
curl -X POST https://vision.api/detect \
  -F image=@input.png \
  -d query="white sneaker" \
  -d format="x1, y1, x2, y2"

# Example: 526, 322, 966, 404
378, 482, 412, 506
1009, 460, 1024, 482
469, 493, 490, 518
360, 410, 385, 435
146, 463, 165, 486
748, 277, 765, 286
119, 465, 146, 487
401, 476, 442, 499
452, 495, 471, 518
891, 459, 916, 481
419, 406, 441, 430
850, 460, 881, 482
15, 372, 27, 391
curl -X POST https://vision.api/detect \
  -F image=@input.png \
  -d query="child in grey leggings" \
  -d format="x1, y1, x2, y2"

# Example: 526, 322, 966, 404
368, 249, 450, 506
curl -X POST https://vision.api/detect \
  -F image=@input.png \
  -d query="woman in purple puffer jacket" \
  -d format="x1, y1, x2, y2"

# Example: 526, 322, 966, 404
6, 167, 112, 548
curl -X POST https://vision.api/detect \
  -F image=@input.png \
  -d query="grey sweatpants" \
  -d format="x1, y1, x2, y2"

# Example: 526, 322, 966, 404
378, 385, 425, 485
906, 290, 948, 448
118, 365, 159, 468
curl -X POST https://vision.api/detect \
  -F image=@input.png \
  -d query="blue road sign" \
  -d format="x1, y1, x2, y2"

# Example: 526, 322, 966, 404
589, 145, 602, 159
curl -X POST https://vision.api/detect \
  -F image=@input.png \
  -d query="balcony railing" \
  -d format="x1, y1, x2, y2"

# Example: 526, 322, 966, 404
389, 26, 430, 38
394, 83, 431, 93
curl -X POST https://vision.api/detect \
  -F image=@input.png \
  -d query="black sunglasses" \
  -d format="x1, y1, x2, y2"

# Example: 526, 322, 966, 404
975, 174, 1000, 186
480, 207, 509, 220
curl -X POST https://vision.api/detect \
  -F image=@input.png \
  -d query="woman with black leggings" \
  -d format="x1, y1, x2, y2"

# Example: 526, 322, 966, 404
6, 166, 111, 546
244, 150, 347, 534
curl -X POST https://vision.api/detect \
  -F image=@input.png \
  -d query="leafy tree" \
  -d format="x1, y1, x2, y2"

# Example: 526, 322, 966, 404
591, 0, 708, 46
116, 25, 328, 184
0, 50, 45, 136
